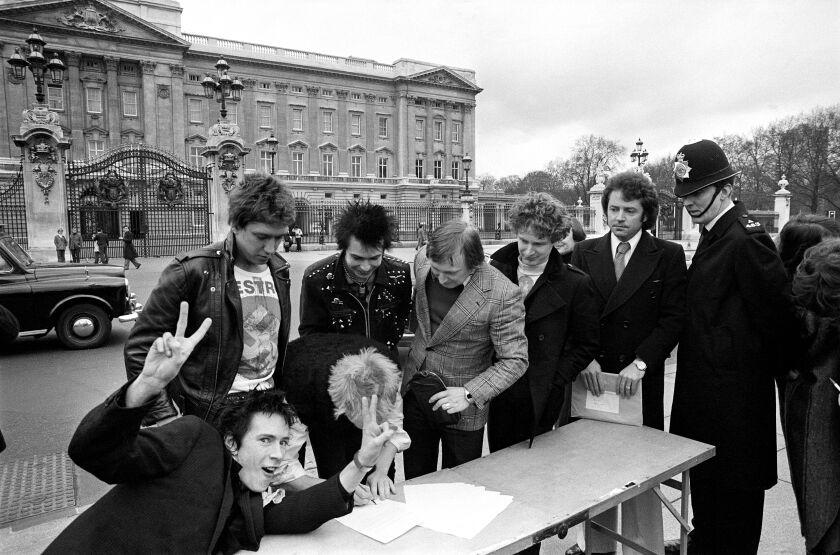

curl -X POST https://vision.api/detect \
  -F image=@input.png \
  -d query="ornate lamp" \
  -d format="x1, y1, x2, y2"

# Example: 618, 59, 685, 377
630, 137, 648, 168
6, 28, 65, 104
201, 58, 244, 120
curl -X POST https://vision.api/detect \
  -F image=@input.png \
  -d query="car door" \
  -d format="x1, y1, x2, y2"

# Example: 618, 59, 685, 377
0, 250, 36, 332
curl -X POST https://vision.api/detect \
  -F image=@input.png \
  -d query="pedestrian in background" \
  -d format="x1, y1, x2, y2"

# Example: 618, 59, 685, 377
554, 217, 586, 263
292, 224, 303, 252
416, 222, 427, 250
54, 228, 67, 263
93, 227, 109, 264
785, 238, 840, 555
69, 228, 82, 263
120, 225, 141, 270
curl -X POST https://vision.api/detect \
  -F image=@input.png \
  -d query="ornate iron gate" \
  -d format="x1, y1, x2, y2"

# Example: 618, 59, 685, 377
66, 144, 209, 258
655, 190, 682, 240
0, 164, 27, 249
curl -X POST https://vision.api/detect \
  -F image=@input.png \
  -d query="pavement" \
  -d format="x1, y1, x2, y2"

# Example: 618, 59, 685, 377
0, 245, 805, 553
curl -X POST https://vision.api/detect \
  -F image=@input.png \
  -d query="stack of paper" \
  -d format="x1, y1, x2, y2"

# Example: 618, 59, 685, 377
335, 499, 418, 544
404, 482, 513, 539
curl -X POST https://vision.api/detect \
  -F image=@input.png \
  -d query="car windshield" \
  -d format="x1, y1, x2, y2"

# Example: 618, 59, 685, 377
0, 235, 33, 266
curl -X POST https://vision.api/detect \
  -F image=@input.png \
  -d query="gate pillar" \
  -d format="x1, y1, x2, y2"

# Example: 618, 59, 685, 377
202, 120, 250, 242
588, 172, 609, 235
12, 105, 72, 262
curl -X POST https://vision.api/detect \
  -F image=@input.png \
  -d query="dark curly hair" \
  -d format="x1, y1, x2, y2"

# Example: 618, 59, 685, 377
792, 238, 840, 318
602, 171, 659, 230
508, 192, 571, 242
216, 389, 298, 449
778, 214, 840, 279
334, 200, 397, 251
228, 173, 295, 230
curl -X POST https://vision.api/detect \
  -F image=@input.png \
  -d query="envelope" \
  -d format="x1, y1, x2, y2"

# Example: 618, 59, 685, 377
570, 372, 643, 427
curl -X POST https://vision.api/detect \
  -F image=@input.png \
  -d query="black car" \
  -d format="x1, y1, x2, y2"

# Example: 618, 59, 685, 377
0, 233, 141, 349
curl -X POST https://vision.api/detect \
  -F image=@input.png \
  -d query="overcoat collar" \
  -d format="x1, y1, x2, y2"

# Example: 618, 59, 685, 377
582, 231, 662, 317
691, 201, 746, 261
490, 242, 567, 323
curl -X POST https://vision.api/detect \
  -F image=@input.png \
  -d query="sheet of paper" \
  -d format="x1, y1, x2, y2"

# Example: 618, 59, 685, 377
586, 390, 619, 413
334, 499, 418, 544
403, 483, 513, 539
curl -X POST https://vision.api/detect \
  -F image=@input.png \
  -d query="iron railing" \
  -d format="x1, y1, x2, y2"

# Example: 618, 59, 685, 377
0, 164, 27, 249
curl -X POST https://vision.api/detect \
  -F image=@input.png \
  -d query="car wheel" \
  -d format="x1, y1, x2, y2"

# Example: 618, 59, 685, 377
0, 304, 19, 345
56, 303, 112, 349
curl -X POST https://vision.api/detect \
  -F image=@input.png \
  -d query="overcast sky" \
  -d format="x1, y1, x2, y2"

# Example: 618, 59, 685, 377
178, 0, 840, 178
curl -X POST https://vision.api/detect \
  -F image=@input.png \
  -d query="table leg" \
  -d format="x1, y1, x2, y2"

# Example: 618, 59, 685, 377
584, 518, 592, 555
680, 470, 691, 555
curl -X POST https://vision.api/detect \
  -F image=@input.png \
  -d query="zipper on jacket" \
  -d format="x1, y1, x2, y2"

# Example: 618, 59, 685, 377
347, 286, 372, 338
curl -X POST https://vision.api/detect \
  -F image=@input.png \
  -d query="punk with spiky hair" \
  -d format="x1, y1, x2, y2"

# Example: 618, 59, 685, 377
334, 200, 397, 251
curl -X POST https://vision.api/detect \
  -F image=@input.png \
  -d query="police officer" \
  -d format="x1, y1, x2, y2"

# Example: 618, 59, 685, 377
667, 139, 794, 554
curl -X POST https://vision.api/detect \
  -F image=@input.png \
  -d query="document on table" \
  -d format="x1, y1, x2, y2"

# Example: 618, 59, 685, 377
570, 372, 643, 426
334, 499, 418, 544
403, 483, 513, 539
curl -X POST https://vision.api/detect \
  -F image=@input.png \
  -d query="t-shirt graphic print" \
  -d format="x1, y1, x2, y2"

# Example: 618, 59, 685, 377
230, 266, 282, 392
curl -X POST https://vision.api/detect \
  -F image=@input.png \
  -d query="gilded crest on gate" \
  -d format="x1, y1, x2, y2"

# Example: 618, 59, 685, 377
157, 172, 185, 206
96, 169, 128, 207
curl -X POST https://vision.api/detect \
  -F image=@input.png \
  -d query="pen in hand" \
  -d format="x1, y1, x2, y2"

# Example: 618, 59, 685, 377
829, 377, 840, 393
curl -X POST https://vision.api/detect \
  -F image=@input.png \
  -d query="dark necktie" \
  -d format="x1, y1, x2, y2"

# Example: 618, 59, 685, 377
614, 242, 630, 281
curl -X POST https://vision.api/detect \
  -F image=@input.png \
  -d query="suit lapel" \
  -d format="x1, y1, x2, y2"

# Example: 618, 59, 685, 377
428, 264, 489, 347
525, 253, 566, 323
603, 232, 661, 317
414, 260, 433, 341
584, 233, 617, 302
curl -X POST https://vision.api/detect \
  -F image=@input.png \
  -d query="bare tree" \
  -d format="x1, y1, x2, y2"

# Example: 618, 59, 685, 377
547, 135, 626, 202
475, 173, 497, 192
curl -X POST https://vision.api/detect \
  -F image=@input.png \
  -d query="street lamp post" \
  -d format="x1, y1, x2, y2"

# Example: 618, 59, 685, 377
460, 153, 474, 223
7, 28, 66, 105
462, 153, 473, 195
630, 137, 648, 169
265, 133, 278, 174
201, 58, 244, 120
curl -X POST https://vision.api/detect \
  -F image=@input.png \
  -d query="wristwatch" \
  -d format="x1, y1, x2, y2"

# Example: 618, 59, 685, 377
353, 451, 374, 473
464, 388, 474, 404
633, 359, 647, 372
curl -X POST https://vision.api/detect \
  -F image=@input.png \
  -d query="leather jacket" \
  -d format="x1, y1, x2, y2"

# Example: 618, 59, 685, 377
298, 252, 412, 350
124, 232, 291, 425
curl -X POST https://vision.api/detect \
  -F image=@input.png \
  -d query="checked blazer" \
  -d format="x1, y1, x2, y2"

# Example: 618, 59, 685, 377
402, 247, 528, 432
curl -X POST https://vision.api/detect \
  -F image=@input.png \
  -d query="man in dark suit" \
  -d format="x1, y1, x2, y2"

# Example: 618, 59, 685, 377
568, 170, 687, 555
667, 139, 794, 554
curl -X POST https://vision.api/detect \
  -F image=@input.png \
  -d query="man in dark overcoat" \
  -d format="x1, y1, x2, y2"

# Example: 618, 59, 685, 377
668, 139, 794, 554
567, 171, 686, 555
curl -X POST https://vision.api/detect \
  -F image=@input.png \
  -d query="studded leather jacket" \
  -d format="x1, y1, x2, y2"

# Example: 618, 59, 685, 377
124, 232, 291, 425
299, 252, 412, 351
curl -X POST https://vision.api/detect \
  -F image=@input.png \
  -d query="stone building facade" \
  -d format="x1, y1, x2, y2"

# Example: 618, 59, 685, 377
0, 0, 481, 204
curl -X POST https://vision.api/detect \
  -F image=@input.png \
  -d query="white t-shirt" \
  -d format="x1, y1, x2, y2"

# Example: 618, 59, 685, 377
229, 266, 282, 393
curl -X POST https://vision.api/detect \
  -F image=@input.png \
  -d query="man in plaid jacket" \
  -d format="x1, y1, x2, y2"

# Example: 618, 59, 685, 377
402, 219, 528, 479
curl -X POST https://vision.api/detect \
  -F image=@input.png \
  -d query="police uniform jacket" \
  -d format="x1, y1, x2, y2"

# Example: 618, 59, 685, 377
45, 383, 352, 554
489, 242, 600, 439
571, 230, 687, 428
670, 202, 793, 490
299, 252, 412, 351
124, 232, 291, 424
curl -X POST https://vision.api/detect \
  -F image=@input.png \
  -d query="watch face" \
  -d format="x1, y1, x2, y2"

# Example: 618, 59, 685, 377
635, 361, 647, 371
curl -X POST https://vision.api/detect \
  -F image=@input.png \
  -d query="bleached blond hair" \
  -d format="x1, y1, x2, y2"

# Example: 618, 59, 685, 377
327, 347, 401, 426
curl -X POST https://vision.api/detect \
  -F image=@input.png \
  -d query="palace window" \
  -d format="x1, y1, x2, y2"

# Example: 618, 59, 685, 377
290, 151, 303, 175
86, 87, 102, 113
291, 85, 302, 93
378, 157, 389, 178
322, 153, 334, 176
434, 121, 444, 142
227, 103, 238, 125
377, 96, 387, 104
322, 111, 334, 133
351, 92, 361, 100
258, 104, 272, 128
351, 113, 362, 136
378, 116, 389, 138
452, 160, 460, 180
47, 86, 63, 110
415, 158, 424, 178
452, 122, 461, 143
380, 194, 387, 200
434, 159, 442, 179
350, 155, 362, 177
122, 90, 138, 117
189, 146, 203, 167
188, 73, 202, 82
188, 98, 202, 123
415, 119, 425, 139
322, 89, 333, 98
292, 108, 304, 131
259, 150, 272, 173
87, 139, 105, 158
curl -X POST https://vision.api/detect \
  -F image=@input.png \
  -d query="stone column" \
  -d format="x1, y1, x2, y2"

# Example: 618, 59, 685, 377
65, 51, 85, 159
170, 64, 185, 156
774, 175, 792, 232
274, 82, 289, 173
364, 93, 376, 176
13, 105, 72, 261
336, 89, 348, 175
588, 172, 608, 234
463, 102, 475, 171
443, 104, 453, 178
682, 206, 697, 243
396, 89, 408, 178
306, 86, 319, 173
424, 98, 434, 177
140, 60, 157, 146
104, 56, 120, 148
202, 120, 250, 242
240, 78, 257, 149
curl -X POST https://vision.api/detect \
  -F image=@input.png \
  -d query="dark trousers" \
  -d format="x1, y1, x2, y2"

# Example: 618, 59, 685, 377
123, 257, 141, 270
308, 415, 362, 479
402, 390, 484, 479
56, 249, 65, 262
488, 378, 534, 452
295, 238, 302, 251
689, 472, 765, 554
94, 249, 108, 264
70, 248, 80, 263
